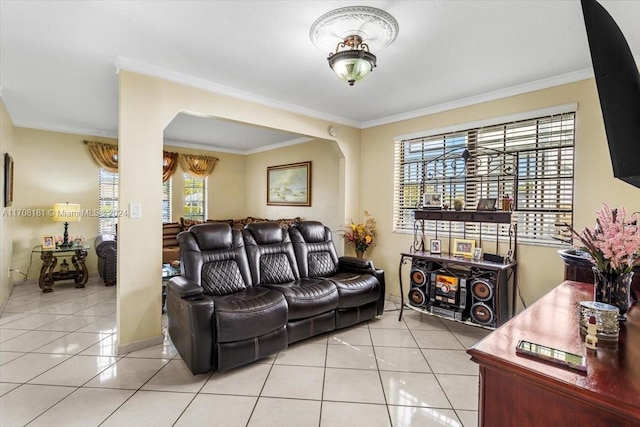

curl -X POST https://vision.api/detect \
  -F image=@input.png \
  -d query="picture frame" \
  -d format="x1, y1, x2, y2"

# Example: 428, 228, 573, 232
42, 235, 55, 250
430, 239, 442, 254
473, 247, 483, 261
453, 238, 476, 258
423, 193, 442, 209
476, 198, 497, 211
267, 161, 311, 206
4, 153, 13, 207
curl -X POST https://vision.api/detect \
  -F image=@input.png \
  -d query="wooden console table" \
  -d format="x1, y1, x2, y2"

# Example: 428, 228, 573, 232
468, 281, 639, 426
36, 245, 89, 292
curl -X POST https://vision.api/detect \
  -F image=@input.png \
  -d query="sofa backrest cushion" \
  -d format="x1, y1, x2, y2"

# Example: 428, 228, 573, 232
290, 221, 339, 278
243, 222, 300, 284
178, 223, 251, 296
162, 222, 182, 248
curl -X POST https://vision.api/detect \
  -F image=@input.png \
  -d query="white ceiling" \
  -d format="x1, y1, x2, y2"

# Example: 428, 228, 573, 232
1, 1, 640, 153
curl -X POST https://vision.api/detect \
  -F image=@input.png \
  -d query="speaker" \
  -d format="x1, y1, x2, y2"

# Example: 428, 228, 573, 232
408, 259, 429, 308
469, 269, 508, 328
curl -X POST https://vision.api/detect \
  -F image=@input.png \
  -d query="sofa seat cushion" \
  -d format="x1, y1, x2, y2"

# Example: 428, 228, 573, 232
212, 287, 288, 343
327, 273, 380, 309
261, 278, 338, 320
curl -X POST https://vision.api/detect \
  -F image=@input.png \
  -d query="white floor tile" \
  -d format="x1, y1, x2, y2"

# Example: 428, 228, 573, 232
374, 346, 431, 373
370, 329, 419, 348
36, 315, 100, 332
326, 344, 378, 370
248, 397, 321, 427
125, 338, 177, 359
0, 313, 68, 330
0, 384, 75, 427
380, 371, 452, 408
369, 313, 409, 330
328, 324, 372, 346
32, 331, 106, 354
323, 368, 386, 404
411, 330, 466, 350
78, 334, 121, 357
436, 374, 479, 411
0, 330, 68, 352
0, 328, 28, 343
261, 364, 324, 400
403, 312, 448, 331
0, 351, 24, 365
142, 359, 211, 393
421, 349, 478, 375
83, 357, 169, 389
0, 353, 72, 383
321, 401, 391, 427
274, 342, 327, 367
100, 390, 194, 427
455, 409, 478, 427
74, 316, 117, 333
28, 387, 134, 427
29, 355, 117, 386
201, 362, 271, 396
388, 406, 462, 427
451, 329, 491, 349
0, 382, 20, 396
174, 394, 257, 427
0, 312, 31, 326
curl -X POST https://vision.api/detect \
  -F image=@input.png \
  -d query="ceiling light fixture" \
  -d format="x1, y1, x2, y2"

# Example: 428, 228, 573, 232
310, 6, 399, 86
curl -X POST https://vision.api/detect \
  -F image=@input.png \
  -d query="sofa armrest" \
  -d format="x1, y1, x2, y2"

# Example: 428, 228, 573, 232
167, 276, 204, 299
339, 256, 386, 316
166, 281, 215, 375
338, 256, 375, 273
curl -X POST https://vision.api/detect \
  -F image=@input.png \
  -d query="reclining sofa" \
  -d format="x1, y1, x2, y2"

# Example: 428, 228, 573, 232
166, 220, 385, 374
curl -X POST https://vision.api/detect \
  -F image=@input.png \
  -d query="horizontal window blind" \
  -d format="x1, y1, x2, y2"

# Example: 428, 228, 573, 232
394, 111, 575, 244
98, 168, 118, 235
162, 179, 171, 223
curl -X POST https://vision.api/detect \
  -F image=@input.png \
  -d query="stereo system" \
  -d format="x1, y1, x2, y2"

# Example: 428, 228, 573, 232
408, 260, 509, 327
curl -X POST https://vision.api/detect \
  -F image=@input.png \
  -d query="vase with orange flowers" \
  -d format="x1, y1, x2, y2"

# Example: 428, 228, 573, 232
341, 211, 377, 258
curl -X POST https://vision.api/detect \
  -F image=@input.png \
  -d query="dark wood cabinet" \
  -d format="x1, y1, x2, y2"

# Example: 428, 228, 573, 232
468, 281, 640, 426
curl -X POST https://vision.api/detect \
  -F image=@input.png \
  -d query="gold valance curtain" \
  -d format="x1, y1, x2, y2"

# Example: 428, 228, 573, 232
162, 151, 179, 182
179, 154, 219, 178
84, 140, 118, 173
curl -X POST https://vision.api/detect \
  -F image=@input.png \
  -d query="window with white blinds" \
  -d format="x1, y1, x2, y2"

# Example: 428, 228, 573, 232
98, 168, 118, 235
184, 175, 206, 221
162, 179, 171, 223
393, 111, 575, 244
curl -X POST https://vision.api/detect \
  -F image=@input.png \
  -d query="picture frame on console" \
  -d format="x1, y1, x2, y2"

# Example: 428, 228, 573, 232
267, 161, 312, 206
473, 247, 483, 261
453, 238, 475, 258
423, 193, 442, 209
476, 198, 497, 211
430, 239, 442, 254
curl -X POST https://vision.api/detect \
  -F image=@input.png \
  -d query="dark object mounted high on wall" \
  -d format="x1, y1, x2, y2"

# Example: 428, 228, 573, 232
581, 0, 640, 188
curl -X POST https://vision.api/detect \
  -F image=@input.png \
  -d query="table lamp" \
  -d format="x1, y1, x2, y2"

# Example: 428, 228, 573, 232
52, 202, 81, 248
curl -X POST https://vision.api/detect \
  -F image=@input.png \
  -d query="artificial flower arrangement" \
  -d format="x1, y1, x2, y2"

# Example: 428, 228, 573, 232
341, 211, 377, 257
567, 203, 640, 275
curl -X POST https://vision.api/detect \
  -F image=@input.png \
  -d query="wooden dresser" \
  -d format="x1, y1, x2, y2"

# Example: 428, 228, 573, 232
468, 281, 640, 426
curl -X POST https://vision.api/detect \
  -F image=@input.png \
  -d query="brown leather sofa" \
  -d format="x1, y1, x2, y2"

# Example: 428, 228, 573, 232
95, 234, 117, 286
166, 221, 385, 374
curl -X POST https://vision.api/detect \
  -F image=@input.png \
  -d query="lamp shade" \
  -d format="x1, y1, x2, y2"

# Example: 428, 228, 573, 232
328, 50, 377, 86
52, 203, 81, 223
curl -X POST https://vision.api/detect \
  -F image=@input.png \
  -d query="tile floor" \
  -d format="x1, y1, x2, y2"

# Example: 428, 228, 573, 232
0, 277, 490, 426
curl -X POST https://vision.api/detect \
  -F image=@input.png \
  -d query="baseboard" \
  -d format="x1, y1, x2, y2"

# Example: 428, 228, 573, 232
117, 334, 164, 355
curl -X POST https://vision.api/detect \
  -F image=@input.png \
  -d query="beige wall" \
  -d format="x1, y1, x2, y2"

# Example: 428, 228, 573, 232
246, 139, 342, 233
0, 100, 16, 308
361, 78, 640, 312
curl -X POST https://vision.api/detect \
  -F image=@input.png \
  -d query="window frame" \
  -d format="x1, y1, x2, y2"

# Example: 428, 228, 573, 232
183, 174, 207, 221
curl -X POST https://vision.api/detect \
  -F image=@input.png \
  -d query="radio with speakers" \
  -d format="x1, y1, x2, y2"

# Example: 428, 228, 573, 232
408, 258, 430, 308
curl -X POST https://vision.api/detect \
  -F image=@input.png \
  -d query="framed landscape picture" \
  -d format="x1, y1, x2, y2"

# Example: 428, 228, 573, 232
267, 161, 311, 206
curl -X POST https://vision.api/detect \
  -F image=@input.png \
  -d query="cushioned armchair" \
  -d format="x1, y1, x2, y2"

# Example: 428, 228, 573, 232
289, 221, 385, 329
243, 222, 340, 344
95, 234, 116, 286
166, 223, 289, 374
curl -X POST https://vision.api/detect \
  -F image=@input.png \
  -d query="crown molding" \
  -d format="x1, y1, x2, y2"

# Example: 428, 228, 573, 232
164, 136, 312, 156
362, 67, 595, 129
114, 57, 360, 129
10, 119, 118, 139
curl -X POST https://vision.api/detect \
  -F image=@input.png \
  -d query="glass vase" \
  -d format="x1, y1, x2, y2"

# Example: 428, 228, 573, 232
592, 267, 634, 321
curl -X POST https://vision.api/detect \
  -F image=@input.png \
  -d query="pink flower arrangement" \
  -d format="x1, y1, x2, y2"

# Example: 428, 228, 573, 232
569, 203, 640, 274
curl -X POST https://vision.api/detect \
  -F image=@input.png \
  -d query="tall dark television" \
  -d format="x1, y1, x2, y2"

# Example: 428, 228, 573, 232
581, 0, 640, 188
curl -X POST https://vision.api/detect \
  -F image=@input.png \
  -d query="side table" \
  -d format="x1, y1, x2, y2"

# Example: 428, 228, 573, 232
36, 245, 89, 292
